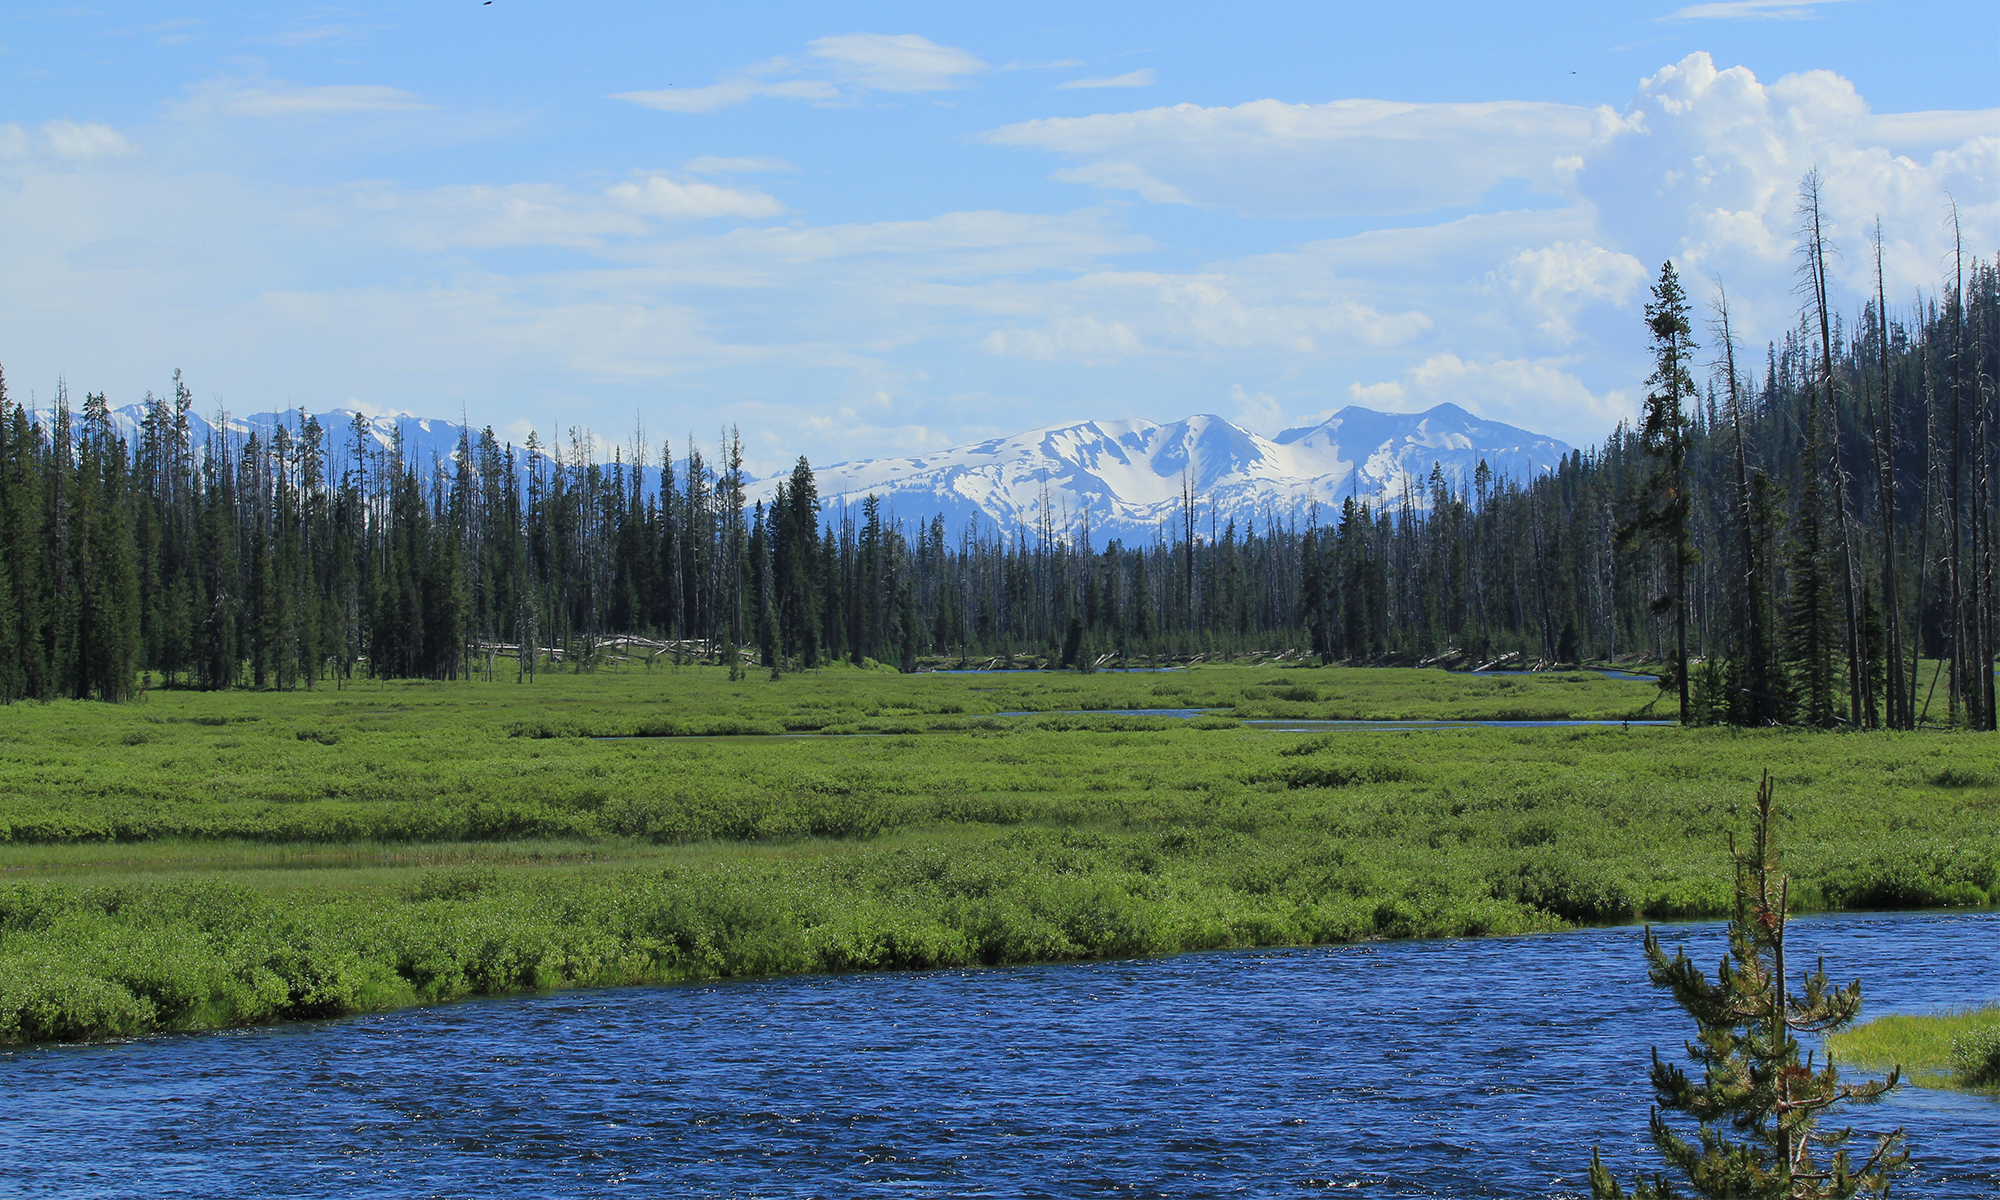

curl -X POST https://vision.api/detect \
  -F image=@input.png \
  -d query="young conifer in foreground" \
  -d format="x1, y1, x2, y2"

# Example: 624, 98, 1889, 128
1589, 771, 1907, 1199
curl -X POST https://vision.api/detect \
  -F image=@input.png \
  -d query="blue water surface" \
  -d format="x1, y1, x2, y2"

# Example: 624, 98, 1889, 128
2, 910, 1993, 1198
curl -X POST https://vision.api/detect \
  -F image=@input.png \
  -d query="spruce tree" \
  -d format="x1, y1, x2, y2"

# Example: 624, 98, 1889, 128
1627, 261, 1697, 722
1589, 771, 1907, 1199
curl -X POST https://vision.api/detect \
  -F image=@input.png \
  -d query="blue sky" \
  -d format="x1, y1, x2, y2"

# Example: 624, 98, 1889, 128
3, 1, 1995, 470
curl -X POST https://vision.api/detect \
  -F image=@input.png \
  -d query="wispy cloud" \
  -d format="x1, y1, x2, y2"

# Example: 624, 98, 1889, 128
112, 17, 202, 45
1657, 0, 1856, 21
615, 33, 986, 114
606, 175, 786, 220
685, 156, 798, 174
809, 33, 986, 91
263, 24, 382, 47
346, 173, 785, 250
615, 78, 839, 114
175, 77, 433, 118
1056, 69, 1155, 90
986, 97, 1618, 217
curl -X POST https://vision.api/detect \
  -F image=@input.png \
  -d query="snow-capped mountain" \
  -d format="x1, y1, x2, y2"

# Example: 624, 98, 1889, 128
758, 404, 1572, 543
84, 402, 497, 468
36, 398, 1570, 542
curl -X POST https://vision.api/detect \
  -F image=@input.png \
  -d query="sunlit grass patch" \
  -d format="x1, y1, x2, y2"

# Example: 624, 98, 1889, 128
1826, 1004, 2000, 1091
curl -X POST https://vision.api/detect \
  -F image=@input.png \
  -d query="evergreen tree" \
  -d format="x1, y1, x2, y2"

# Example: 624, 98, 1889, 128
1589, 772, 1907, 1198
1627, 261, 1697, 722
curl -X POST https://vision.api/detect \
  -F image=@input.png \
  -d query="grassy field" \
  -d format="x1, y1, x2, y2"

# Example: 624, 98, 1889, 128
1, 662, 1995, 1043
1826, 1005, 2000, 1091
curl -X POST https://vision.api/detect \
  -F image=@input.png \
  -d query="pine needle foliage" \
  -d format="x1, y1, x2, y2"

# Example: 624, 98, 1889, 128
1590, 771, 1908, 1199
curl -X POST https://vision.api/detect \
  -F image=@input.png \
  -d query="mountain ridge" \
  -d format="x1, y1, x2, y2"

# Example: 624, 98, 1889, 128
47, 400, 1571, 541
760, 402, 1572, 542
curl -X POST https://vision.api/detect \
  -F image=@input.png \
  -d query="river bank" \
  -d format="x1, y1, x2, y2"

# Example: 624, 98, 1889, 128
2, 666, 1995, 1043
4, 909, 1994, 1197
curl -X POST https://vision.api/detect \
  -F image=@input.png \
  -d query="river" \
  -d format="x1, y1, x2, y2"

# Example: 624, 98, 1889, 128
2, 910, 1993, 1197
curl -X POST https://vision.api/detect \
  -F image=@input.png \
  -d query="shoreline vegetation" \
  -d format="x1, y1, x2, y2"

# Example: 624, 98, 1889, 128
1827, 1005, 2000, 1092
2, 664, 1996, 1045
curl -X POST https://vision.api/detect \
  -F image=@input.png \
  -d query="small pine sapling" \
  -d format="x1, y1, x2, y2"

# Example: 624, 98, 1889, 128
1589, 771, 1908, 1198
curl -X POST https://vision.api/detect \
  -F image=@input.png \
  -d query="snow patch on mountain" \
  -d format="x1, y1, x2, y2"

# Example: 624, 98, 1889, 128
759, 404, 1571, 542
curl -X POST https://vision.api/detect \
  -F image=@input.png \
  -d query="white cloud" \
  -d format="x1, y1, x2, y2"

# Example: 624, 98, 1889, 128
1494, 241, 1649, 341
614, 78, 840, 114
175, 78, 433, 118
1057, 70, 1155, 90
616, 33, 984, 115
1348, 354, 1632, 445
350, 183, 651, 249
685, 156, 797, 174
41, 120, 138, 160
1658, 0, 1856, 20
808, 33, 986, 92
345, 174, 783, 250
980, 265, 1434, 364
0, 123, 27, 158
985, 97, 1627, 217
607, 175, 785, 219
1576, 52, 2000, 326
983, 315, 1144, 363
1229, 383, 1286, 432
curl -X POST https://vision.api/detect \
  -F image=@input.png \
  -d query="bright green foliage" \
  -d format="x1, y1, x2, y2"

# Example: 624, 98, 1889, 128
0, 666, 1993, 1043
1828, 1005, 2000, 1091
1951, 1023, 2000, 1087
1590, 772, 1908, 1199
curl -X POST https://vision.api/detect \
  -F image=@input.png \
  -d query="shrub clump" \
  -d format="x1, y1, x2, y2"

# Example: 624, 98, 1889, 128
1951, 1023, 2000, 1088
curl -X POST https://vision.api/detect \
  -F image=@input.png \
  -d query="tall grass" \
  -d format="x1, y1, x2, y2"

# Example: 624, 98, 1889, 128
0, 664, 1993, 1042
1825, 1005, 2000, 1091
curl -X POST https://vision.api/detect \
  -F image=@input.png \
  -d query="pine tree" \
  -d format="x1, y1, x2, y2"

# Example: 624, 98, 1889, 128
1628, 261, 1697, 722
1589, 771, 1907, 1198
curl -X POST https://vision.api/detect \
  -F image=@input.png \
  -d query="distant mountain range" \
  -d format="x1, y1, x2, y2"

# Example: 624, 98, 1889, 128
749, 404, 1573, 543
60, 400, 1571, 542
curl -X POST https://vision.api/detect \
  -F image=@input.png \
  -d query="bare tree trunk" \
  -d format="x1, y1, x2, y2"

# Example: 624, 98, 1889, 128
1874, 221, 1907, 728
1799, 172, 1865, 725
1947, 202, 1968, 726
1716, 285, 1769, 724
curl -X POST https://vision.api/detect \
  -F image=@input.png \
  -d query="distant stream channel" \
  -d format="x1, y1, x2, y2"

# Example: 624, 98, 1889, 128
2, 909, 1994, 1197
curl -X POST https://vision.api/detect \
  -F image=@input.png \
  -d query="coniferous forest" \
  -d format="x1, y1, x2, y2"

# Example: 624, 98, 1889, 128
2, 230, 1995, 731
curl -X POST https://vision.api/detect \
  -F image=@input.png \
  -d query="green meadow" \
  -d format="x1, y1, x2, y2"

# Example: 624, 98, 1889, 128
1, 663, 1995, 1044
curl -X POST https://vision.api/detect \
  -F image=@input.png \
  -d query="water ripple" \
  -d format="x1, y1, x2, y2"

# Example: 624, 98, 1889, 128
1, 911, 1994, 1197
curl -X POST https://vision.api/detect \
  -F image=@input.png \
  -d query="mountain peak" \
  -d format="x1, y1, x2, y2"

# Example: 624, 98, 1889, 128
757, 404, 1571, 540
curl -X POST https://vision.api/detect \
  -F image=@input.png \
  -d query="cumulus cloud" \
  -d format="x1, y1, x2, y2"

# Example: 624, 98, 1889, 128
1577, 52, 1999, 315
175, 77, 433, 118
985, 97, 1626, 217
1056, 70, 1155, 90
1494, 241, 1649, 341
616, 33, 983, 114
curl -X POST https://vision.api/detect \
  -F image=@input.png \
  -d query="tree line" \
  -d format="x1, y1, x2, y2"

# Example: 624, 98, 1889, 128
0, 192, 1993, 727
